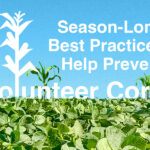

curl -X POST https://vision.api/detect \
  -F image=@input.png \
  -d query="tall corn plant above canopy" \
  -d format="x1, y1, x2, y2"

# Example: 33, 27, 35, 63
136, 73, 150, 99
27, 62, 61, 98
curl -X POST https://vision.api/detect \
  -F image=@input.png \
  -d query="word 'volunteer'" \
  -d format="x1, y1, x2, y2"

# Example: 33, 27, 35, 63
0, 82, 149, 99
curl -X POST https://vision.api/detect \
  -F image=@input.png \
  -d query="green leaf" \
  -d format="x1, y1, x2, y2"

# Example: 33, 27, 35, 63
0, 112, 8, 126
5, 127, 12, 135
75, 138, 84, 150
31, 70, 38, 75
58, 123, 69, 133
19, 115, 33, 125
32, 131, 45, 142
106, 126, 125, 150
48, 75, 61, 82
20, 134, 31, 144
48, 128, 61, 148
96, 138, 112, 150
72, 120, 84, 138
122, 134, 147, 150
34, 115, 45, 125
11, 125, 20, 143
86, 139, 97, 149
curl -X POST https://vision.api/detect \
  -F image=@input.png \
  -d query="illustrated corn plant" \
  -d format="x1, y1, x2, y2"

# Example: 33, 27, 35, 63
27, 62, 61, 99
0, 12, 36, 97
136, 73, 150, 99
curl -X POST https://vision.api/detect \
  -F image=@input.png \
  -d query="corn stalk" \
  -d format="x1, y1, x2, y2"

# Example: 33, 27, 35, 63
0, 12, 36, 97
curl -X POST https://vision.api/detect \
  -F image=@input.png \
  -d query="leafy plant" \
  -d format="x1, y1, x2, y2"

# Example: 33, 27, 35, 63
0, 12, 36, 97
0, 98, 149, 149
136, 74, 150, 99
27, 62, 61, 98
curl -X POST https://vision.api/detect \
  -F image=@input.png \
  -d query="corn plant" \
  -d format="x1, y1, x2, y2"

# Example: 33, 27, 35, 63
0, 12, 36, 97
136, 73, 150, 99
27, 62, 61, 98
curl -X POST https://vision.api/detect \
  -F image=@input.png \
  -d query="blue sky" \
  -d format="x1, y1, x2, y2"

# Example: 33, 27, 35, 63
0, 0, 150, 98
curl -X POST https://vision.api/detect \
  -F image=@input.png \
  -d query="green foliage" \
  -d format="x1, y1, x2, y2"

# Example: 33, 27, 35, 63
136, 73, 150, 99
0, 98, 149, 149
136, 74, 150, 87
27, 62, 61, 98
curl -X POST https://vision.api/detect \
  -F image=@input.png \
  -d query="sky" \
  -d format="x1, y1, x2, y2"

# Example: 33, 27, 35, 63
0, 0, 150, 98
